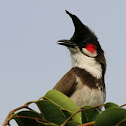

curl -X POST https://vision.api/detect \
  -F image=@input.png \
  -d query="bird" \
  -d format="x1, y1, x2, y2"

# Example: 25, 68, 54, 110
53, 10, 106, 107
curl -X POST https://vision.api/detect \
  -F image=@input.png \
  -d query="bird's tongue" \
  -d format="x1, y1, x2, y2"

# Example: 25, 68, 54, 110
85, 43, 96, 53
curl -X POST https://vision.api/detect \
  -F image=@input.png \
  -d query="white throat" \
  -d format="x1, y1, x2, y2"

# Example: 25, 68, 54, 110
70, 48, 102, 79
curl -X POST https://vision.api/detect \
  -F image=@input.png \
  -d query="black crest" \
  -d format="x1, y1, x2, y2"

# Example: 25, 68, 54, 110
65, 10, 98, 46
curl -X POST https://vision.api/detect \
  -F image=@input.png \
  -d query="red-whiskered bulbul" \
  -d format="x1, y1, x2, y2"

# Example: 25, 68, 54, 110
54, 10, 106, 107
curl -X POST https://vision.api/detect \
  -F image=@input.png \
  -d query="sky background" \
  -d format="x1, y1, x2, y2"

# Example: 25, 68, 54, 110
1, 0, 126, 125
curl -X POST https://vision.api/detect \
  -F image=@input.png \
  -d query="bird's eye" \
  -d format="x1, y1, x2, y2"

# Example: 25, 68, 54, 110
81, 40, 88, 47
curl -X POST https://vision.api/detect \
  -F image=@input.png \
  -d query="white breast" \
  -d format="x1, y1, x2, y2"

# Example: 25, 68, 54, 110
70, 77, 106, 107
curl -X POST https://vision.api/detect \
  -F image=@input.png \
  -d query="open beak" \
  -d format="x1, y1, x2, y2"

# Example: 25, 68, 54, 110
57, 39, 76, 48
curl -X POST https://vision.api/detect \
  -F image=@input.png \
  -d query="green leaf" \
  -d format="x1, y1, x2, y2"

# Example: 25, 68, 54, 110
105, 102, 119, 109
81, 106, 99, 124
62, 110, 72, 120
65, 121, 81, 126
44, 90, 81, 124
13, 110, 44, 126
95, 108, 126, 126
35, 99, 66, 125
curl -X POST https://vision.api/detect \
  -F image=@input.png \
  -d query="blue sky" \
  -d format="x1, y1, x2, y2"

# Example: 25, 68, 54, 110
1, 0, 126, 125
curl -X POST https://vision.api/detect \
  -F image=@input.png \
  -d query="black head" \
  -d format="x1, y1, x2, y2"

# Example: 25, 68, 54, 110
58, 10, 104, 58
58, 10, 106, 77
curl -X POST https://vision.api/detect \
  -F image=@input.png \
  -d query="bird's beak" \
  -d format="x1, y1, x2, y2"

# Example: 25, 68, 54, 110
57, 39, 76, 48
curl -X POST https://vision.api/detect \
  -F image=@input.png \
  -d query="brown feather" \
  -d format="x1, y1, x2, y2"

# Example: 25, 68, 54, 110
54, 67, 105, 97
53, 69, 77, 97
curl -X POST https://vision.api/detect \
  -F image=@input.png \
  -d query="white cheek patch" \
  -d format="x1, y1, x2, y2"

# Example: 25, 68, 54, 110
82, 48, 98, 58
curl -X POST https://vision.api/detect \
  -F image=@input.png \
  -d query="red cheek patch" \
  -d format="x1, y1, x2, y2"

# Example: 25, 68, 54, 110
85, 43, 96, 53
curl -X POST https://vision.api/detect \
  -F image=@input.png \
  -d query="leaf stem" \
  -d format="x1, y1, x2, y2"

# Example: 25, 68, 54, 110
77, 121, 95, 126
62, 104, 104, 126
119, 104, 126, 108
14, 115, 58, 126
2, 104, 32, 126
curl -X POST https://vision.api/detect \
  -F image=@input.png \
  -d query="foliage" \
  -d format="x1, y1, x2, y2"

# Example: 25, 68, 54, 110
3, 90, 126, 126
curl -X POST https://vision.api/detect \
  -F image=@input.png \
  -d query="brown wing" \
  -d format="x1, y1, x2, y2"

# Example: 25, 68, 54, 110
53, 68, 77, 97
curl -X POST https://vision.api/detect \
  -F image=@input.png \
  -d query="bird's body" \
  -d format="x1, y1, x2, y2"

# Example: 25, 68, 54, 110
54, 11, 106, 107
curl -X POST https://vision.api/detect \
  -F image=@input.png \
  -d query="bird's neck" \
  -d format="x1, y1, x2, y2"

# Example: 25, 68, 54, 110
71, 52, 103, 79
